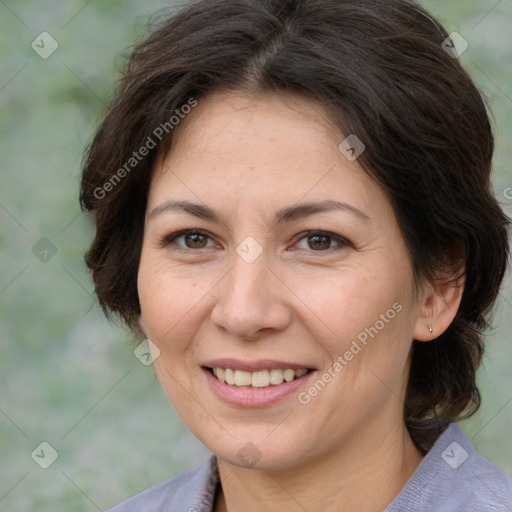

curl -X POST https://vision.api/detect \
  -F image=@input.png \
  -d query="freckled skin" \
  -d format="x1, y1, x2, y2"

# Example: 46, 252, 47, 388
137, 90, 461, 512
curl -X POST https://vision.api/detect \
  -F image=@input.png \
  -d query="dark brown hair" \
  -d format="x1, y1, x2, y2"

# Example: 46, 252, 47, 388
80, 0, 510, 426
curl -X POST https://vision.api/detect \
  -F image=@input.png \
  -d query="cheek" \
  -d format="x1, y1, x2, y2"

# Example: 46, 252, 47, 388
138, 260, 207, 400
137, 255, 206, 341
293, 266, 398, 338
297, 263, 414, 381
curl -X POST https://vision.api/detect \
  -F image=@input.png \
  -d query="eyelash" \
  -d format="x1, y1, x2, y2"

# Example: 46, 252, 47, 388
160, 229, 351, 254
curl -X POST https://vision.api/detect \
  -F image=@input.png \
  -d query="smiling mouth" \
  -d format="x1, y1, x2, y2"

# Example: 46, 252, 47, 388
206, 367, 312, 388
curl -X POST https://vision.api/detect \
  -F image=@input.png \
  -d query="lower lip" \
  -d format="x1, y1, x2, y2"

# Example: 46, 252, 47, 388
203, 368, 315, 408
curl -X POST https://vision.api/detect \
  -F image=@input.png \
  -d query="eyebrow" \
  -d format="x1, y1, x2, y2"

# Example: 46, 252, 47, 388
148, 199, 369, 225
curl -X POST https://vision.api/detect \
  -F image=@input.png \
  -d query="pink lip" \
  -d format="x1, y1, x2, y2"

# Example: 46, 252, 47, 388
202, 358, 315, 372
202, 367, 316, 408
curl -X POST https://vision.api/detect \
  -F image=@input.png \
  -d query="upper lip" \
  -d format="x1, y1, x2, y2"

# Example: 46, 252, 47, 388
202, 358, 315, 372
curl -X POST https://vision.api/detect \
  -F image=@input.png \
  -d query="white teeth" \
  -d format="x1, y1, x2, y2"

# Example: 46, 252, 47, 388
283, 369, 295, 382
216, 367, 226, 383
234, 370, 252, 386
211, 367, 309, 387
269, 369, 284, 385
252, 370, 270, 388
225, 368, 235, 385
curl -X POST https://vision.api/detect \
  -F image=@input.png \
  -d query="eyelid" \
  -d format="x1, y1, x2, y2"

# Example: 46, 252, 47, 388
160, 228, 217, 249
292, 230, 351, 252
160, 228, 351, 253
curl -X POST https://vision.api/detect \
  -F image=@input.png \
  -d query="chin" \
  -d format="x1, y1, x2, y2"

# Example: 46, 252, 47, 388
196, 427, 318, 472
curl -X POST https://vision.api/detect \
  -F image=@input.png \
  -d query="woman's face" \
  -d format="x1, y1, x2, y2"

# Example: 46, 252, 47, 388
137, 90, 426, 470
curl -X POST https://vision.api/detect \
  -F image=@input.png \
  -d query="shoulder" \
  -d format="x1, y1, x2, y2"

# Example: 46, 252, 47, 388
386, 421, 512, 512
105, 455, 219, 512
465, 443, 512, 510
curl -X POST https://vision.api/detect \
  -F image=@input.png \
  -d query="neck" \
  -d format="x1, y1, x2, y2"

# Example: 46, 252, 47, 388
214, 418, 424, 512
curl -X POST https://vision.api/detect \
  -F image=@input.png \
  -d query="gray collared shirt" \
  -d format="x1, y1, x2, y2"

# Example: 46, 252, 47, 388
106, 421, 512, 511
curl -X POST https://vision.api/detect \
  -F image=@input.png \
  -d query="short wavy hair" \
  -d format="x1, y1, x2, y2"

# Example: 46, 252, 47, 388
80, 0, 510, 427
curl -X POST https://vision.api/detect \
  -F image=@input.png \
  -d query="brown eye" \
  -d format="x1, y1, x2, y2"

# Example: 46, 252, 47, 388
307, 234, 332, 251
294, 231, 350, 253
162, 229, 215, 250
183, 232, 208, 248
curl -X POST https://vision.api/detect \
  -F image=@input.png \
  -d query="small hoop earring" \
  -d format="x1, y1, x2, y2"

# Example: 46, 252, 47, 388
428, 325, 433, 334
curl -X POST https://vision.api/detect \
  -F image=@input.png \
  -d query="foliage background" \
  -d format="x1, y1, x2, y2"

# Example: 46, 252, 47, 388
0, 0, 511, 510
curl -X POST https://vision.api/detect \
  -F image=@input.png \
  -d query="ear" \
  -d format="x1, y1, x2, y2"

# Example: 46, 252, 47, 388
138, 314, 147, 335
413, 261, 465, 342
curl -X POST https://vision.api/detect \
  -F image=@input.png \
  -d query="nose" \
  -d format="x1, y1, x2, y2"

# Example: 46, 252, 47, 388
210, 250, 292, 340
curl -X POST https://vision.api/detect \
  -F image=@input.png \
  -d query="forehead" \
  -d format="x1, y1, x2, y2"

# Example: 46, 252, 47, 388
148, 90, 393, 225
157, 90, 338, 167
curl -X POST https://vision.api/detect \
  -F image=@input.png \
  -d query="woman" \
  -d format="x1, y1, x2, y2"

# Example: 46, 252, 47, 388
80, 0, 512, 510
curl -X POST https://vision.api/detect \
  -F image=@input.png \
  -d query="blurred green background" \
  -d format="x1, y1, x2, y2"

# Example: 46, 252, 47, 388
0, 0, 511, 510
